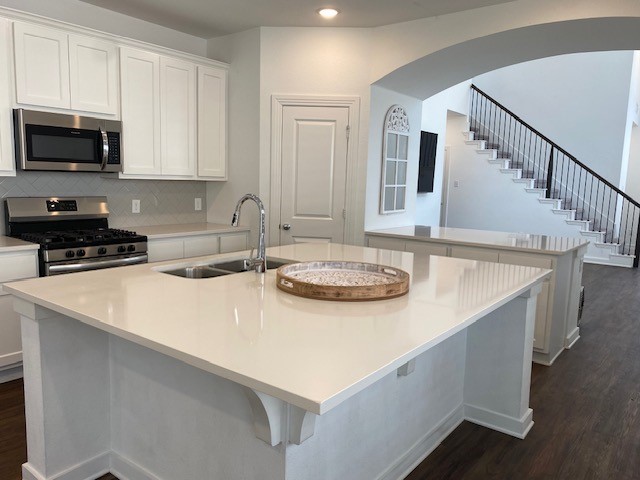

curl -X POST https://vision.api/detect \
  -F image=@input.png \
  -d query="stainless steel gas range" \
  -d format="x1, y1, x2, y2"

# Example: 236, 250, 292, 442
5, 196, 147, 276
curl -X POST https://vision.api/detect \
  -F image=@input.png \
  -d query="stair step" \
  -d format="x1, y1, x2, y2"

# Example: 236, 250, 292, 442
580, 230, 606, 240
513, 178, 535, 188
488, 159, 510, 168
465, 140, 486, 148
552, 209, 576, 220
525, 188, 547, 197
500, 168, 522, 178
539, 198, 562, 208
595, 242, 621, 253
607, 253, 635, 268
477, 149, 497, 159
566, 219, 591, 229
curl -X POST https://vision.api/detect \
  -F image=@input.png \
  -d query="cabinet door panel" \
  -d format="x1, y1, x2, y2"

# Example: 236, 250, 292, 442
405, 241, 448, 256
69, 35, 118, 114
147, 238, 184, 262
161, 57, 195, 176
533, 280, 551, 350
184, 235, 219, 258
0, 294, 21, 369
120, 47, 160, 175
13, 22, 70, 108
0, 252, 38, 281
450, 245, 499, 262
366, 236, 404, 252
197, 66, 227, 179
220, 234, 247, 253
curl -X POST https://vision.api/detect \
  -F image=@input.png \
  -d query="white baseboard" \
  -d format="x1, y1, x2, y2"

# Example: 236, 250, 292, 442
0, 363, 23, 383
375, 404, 464, 480
464, 404, 533, 439
110, 451, 161, 480
584, 256, 632, 268
532, 346, 563, 366
22, 452, 110, 480
565, 328, 580, 349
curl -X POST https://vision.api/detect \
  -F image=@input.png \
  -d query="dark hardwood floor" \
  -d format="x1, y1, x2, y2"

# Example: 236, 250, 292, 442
0, 264, 638, 480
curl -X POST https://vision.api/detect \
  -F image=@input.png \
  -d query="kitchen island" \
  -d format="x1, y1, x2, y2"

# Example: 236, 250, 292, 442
5, 243, 548, 480
366, 226, 589, 365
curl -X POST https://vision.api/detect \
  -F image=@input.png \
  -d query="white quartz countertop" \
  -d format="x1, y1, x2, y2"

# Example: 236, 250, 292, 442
4, 243, 549, 415
0, 235, 39, 252
130, 223, 250, 239
367, 226, 589, 255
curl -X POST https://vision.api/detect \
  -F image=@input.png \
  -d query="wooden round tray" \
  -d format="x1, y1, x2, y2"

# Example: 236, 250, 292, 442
275, 261, 409, 301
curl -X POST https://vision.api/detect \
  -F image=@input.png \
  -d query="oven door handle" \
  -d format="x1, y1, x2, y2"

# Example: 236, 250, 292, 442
99, 127, 109, 171
47, 254, 148, 275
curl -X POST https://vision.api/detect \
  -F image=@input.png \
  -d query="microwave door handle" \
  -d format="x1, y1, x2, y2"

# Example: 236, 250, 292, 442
99, 127, 109, 170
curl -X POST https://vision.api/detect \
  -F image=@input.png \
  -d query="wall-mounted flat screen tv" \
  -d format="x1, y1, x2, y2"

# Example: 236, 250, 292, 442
418, 131, 437, 193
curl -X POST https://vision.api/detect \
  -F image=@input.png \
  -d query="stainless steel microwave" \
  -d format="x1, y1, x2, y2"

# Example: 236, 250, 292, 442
13, 109, 122, 172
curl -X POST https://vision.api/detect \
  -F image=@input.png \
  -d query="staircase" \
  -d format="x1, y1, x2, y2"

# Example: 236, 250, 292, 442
464, 85, 640, 267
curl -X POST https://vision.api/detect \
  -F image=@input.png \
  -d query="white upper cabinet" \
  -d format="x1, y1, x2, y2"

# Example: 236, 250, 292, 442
120, 47, 161, 175
13, 22, 119, 115
197, 66, 227, 180
68, 34, 118, 115
0, 18, 14, 175
13, 22, 70, 109
160, 56, 195, 176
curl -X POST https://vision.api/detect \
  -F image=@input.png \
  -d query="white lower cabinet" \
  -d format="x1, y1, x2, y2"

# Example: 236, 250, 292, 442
0, 249, 39, 380
365, 233, 582, 365
148, 231, 248, 263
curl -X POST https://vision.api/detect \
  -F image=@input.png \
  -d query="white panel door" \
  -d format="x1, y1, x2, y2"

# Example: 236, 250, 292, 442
197, 66, 227, 179
120, 47, 161, 175
13, 22, 70, 108
160, 56, 196, 176
68, 34, 118, 115
279, 105, 349, 245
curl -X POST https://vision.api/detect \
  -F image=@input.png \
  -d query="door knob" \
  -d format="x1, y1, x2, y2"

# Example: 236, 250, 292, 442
282, 224, 291, 230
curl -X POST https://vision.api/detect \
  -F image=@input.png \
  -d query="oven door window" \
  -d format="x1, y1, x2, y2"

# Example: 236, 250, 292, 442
26, 124, 100, 164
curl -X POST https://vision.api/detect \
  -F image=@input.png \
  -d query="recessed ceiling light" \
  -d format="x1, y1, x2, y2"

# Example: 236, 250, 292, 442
318, 8, 339, 19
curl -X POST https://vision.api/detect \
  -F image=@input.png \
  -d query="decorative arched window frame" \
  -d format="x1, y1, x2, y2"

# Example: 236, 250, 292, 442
380, 105, 410, 214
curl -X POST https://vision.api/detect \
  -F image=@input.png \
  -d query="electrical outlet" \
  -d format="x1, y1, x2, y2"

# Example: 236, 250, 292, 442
132, 199, 140, 214
453, 180, 460, 188
195, 197, 202, 211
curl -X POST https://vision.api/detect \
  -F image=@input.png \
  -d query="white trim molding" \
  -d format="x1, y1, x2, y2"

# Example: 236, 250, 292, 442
269, 94, 361, 247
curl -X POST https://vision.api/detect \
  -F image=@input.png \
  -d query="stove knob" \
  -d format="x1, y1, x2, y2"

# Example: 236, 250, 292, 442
98, 247, 107, 255
65, 250, 75, 258
127, 245, 136, 252
117, 245, 126, 253
76, 249, 86, 257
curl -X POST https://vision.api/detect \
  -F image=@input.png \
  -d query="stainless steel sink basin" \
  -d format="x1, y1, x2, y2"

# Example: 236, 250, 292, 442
164, 266, 231, 279
209, 257, 295, 273
160, 258, 296, 279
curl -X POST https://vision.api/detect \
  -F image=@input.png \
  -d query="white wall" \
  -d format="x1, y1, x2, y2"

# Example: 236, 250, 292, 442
206, 29, 261, 243
417, 81, 471, 226
0, 0, 207, 56
474, 51, 634, 186
364, 85, 422, 231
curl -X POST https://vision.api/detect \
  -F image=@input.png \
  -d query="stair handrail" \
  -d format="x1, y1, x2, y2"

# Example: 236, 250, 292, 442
470, 85, 640, 209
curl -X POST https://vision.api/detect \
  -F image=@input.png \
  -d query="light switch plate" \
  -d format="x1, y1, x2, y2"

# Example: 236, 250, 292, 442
132, 199, 140, 214
195, 198, 202, 211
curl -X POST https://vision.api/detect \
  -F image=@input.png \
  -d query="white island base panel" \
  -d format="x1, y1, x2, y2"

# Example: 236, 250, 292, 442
17, 285, 538, 480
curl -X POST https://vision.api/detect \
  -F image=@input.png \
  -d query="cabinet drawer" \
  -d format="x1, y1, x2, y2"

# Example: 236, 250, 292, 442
405, 241, 448, 256
147, 238, 184, 262
499, 252, 553, 269
184, 235, 219, 258
219, 234, 247, 253
0, 252, 38, 284
367, 236, 404, 252
450, 245, 499, 262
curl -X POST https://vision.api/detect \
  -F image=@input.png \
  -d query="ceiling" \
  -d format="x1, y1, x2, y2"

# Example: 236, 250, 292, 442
78, 0, 516, 38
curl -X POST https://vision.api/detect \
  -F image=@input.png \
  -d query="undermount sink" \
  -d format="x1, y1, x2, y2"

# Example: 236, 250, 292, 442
164, 266, 231, 279
209, 257, 294, 273
160, 258, 296, 279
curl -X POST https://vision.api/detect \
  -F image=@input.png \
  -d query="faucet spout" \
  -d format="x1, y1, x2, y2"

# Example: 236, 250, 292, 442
231, 194, 266, 273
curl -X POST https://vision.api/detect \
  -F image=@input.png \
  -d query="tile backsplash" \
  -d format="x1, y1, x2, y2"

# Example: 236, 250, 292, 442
0, 171, 207, 235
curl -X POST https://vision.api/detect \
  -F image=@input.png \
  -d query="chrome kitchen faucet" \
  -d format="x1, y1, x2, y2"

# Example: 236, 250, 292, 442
231, 193, 266, 273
